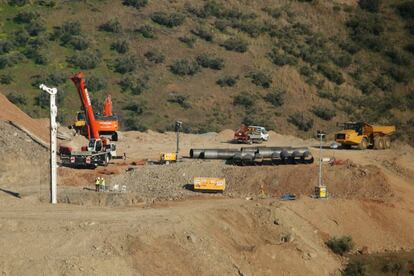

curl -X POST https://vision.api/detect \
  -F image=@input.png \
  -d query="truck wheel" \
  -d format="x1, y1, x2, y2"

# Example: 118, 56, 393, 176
358, 138, 368, 150
384, 137, 391, 149
374, 136, 383, 150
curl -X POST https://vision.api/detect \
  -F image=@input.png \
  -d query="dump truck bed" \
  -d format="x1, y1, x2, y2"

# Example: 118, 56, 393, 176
367, 124, 396, 135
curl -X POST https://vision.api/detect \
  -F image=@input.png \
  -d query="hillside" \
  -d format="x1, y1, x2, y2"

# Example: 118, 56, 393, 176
0, 0, 413, 143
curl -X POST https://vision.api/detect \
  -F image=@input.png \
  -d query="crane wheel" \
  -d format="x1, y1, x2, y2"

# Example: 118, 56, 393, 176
358, 138, 368, 150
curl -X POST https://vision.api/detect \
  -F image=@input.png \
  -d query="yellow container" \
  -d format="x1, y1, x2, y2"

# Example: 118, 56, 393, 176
161, 152, 177, 162
315, 186, 327, 198
194, 177, 225, 191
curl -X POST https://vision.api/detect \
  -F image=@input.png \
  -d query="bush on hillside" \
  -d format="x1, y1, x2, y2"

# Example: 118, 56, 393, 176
247, 71, 272, 88
14, 11, 38, 24
25, 20, 46, 36
123, 103, 144, 114
216, 75, 238, 87
221, 37, 248, 53
36, 0, 56, 7
343, 260, 366, 276
8, 0, 29, 6
262, 7, 283, 19
397, 1, 414, 19
123, 116, 148, 131
23, 48, 48, 65
53, 21, 81, 44
326, 236, 354, 255
151, 12, 185, 28
170, 59, 200, 76
167, 94, 191, 109
119, 75, 149, 95
31, 71, 67, 87
233, 92, 255, 108
264, 89, 285, 107
6, 93, 27, 105
268, 48, 297, 66
385, 48, 410, 66
387, 66, 409, 83
0, 73, 13, 84
358, 0, 381, 12
332, 53, 353, 68
68, 35, 90, 50
0, 41, 13, 54
135, 25, 155, 38
179, 36, 196, 48
0, 53, 24, 69
67, 51, 101, 69
196, 54, 224, 70
288, 113, 314, 131
374, 75, 394, 91
111, 39, 129, 54
85, 75, 107, 91
192, 27, 213, 42
214, 19, 230, 32
144, 50, 165, 64
317, 64, 344, 85
99, 19, 122, 33
311, 106, 336, 120
113, 55, 138, 74
122, 0, 148, 9
405, 43, 414, 54
12, 29, 30, 46
339, 40, 361, 54
346, 13, 384, 51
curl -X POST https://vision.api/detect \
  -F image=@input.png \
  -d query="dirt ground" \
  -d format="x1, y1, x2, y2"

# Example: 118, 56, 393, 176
1, 122, 414, 275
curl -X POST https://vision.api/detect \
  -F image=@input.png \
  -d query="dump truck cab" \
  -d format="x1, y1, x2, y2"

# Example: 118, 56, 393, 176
335, 122, 395, 150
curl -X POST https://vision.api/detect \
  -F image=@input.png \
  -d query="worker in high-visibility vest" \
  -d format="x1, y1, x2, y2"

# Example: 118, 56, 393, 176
100, 177, 106, 192
95, 177, 101, 192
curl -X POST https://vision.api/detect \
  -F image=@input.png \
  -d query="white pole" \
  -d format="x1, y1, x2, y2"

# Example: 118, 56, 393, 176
39, 84, 58, 204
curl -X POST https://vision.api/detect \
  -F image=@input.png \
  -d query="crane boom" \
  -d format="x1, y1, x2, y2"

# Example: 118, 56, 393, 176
70, 72, 100, 139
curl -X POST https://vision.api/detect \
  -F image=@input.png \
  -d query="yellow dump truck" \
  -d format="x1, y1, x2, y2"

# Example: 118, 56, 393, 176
335, 122, 396, 150
193, 177, 225, 192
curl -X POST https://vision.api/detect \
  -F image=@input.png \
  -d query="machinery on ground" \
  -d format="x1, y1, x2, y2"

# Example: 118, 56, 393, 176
60, 72, 123, 168
234, 125, 269, 144
72, 79, 119, 141
193, 177, 225, 192
335, 122, 396, 150
159, 152, 177, 164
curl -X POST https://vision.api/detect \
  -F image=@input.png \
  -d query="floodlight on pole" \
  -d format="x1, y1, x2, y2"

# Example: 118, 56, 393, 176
39, 84, 58, 204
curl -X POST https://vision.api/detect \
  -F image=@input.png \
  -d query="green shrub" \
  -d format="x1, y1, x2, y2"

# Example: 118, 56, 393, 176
68, 35, 90, 50
388, 66, 409, 83
99, 19, 122, 33
0, 73, 13, 84
385, 48, 410, 66
123, 103, 144, 114
23, 48, 48, 65
167, 94, 191, 109
12, 30, 30, 46
231, 19, 264, 38
144, 50, 165, 64
343, 260, 366, 276
122, 0, 148, 9
262, 7, 283, 19
287, 112, 313, 131
53, 21, 81, 44
118, 75, 149, 95
359, 0, 381, 12
85, 75, 107, 91
113, 55, 138, 74
217, 75, 238, 87
214, 19, 229, 31
221, 37, 248, 53
0, 41, 13, 54
6, 93, 27, 105
8, 0, 29, 6
170, 59, 200, 76
288, 112, 314, 131
374, 75, 394, 90
397, 1, 414, 19
0, 53, 24, 69
67, 51, 101, 69
405, 43, 414, 54
233, 92, 255, 108
135, 25, 155, 38
151, 12, 185, 28
346, 13, 384, 51
333, 53, 352, 68
326, 236, 354, 255
123, 116, 148, 131
36, 0, 56, 7
339, 40, 361, 54
264, 89, 285, 107
14, 11, 38, 24
25, 20, 46, 36
31, 71, 67, 87
247, 71, 272, 88
268, 48, 297, 66
179, 36, 196, 48
317, 64, 344, 85
192, 27, 213, 42
196, 54, 224, 70
311, 106, 336, 120
111, 40, 129, 54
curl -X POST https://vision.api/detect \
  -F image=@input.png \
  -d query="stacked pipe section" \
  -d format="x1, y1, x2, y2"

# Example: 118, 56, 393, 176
189, 147, 314, 165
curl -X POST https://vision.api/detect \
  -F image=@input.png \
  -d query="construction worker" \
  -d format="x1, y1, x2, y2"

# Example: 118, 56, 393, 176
100, 177, 106, 192
95, 177, 101, 192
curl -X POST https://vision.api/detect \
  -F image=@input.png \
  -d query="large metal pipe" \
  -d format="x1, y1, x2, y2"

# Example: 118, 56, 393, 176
202, 149, 239, 159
